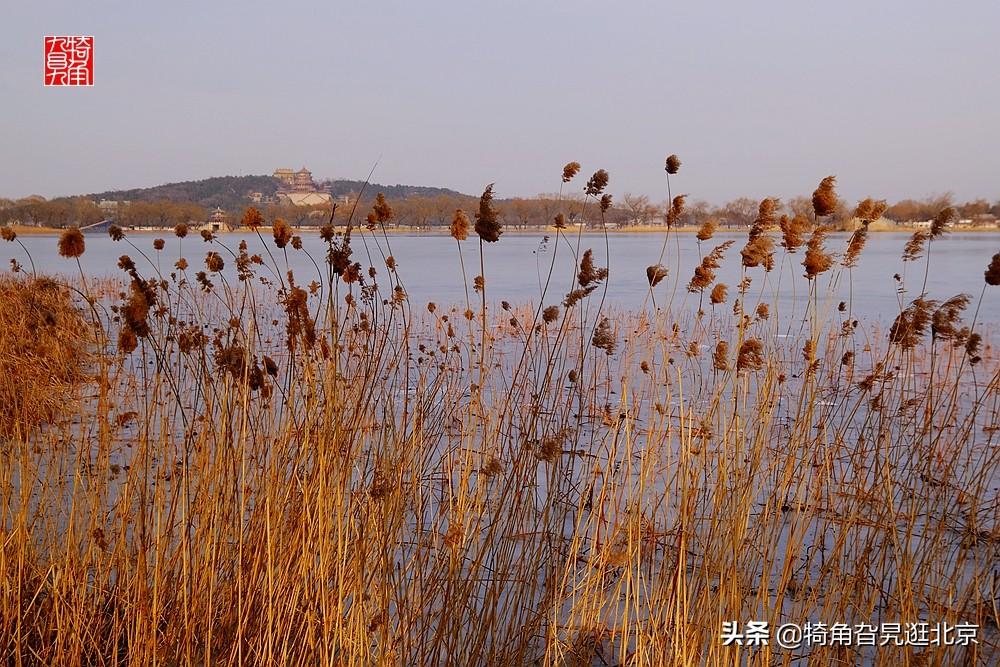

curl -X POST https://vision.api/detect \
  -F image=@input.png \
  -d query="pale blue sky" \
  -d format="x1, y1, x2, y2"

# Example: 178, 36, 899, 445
2, 1, 998, 203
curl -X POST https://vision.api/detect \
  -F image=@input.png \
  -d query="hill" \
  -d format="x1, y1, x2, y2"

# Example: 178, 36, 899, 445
86, 175, 469, 210
319, 179, 469, 201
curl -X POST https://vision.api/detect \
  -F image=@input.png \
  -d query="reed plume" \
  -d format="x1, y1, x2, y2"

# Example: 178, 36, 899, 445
930, 206, 957, 238
241, 207, 264, 229
584, 169, 609, 197
713, 341, 729, 371
666, 195, 687, 227
592, 317, 616, 355
272, 218, 293, 248
688, 241, 733, 293
58, 228, 85, 258
812, 176, 837, 218
985, 252, 1000, 286
371, 193, 394, 228
779, 213, 811, 252
450, 209, 470, 240
931, 294, 971, 341
107, 225, 125, 241
562, 161, 581, 183
474, 184, 502, 242
741, 198, 779, 270
710, 283, 728, 305
902, 232, 929, 262
842, 224, 868, 268
966, 332, 983, 364
889, 297, 936, 348
696, 219, 716, 241
1, 227, 15, 242
578, 249, 608, 287
803, 227, 834, 279
736, 338, 764, 371
563, 287, 595, 308
854, 197, 887, 223
646, 264, 668, 288
205, 252, 225, 273
664, 154, 681, 175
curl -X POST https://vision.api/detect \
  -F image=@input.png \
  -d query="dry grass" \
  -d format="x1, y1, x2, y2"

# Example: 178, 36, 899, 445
0, 276, 93, 440
1, 170, 999, 666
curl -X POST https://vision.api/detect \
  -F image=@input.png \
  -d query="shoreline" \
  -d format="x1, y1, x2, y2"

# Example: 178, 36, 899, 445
7, 223, 1000, 236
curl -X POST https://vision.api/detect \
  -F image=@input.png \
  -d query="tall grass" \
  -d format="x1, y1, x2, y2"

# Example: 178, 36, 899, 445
1, 167, 999, 666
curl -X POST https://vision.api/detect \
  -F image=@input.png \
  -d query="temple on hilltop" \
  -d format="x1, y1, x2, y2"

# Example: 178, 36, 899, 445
271, 166, 332, 206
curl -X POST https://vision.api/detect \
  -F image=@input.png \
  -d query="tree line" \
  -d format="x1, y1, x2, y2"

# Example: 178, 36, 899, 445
3, 192, 999, 230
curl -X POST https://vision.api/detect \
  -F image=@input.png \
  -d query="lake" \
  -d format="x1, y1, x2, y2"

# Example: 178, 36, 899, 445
6, 229, 1000, 324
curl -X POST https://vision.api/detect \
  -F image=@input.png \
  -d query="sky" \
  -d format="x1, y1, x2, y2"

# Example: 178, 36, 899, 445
1, 1, 998, 205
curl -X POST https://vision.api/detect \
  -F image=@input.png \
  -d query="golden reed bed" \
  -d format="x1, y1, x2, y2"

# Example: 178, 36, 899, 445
2, 163, 999, 665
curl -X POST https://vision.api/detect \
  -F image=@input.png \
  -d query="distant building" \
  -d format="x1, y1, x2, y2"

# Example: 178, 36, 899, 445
274, 167, 318, 191
973, 213, 999, 227
273, 168, 296, 186
97, 199, 129, 213
292, 167, 314, 191
280, 191, 333, 206
272, 166, 332, 206
247, 191, 277, 205
199, 207, 233, 232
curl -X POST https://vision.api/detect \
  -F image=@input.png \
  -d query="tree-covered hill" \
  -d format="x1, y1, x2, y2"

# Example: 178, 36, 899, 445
86, 175, 469, 210
87, 175, 283, 211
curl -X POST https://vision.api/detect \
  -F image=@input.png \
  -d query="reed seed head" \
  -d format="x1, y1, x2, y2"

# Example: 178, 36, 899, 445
803, 227, 834, 279
902, 232, 928, 262
562, 161, 581, 183
584, 169, 609, 197
713, 341, 729, 371
889, 297, 936, 348
665, 154, 681, 175
646, 264, 668, 287
578, 249, 608, 287
985, 253, 1000, 286
205, 252, 224, 273
930, 207, 957, 238
474, 184, 502, 243
450, 209, 470, 241
696, 219, 716, 241
842, 226, 868, 268
666, 195, 687, 227
780, 213, 812, 252
373, 193, 394, 225
592, 317, 616, 355
241, 207, 264, 229
272, 218, 293, 248
710, 283, 728, 305
736, 338, 764, 372
58, 228, 85, 258
812, 176, 837, 218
